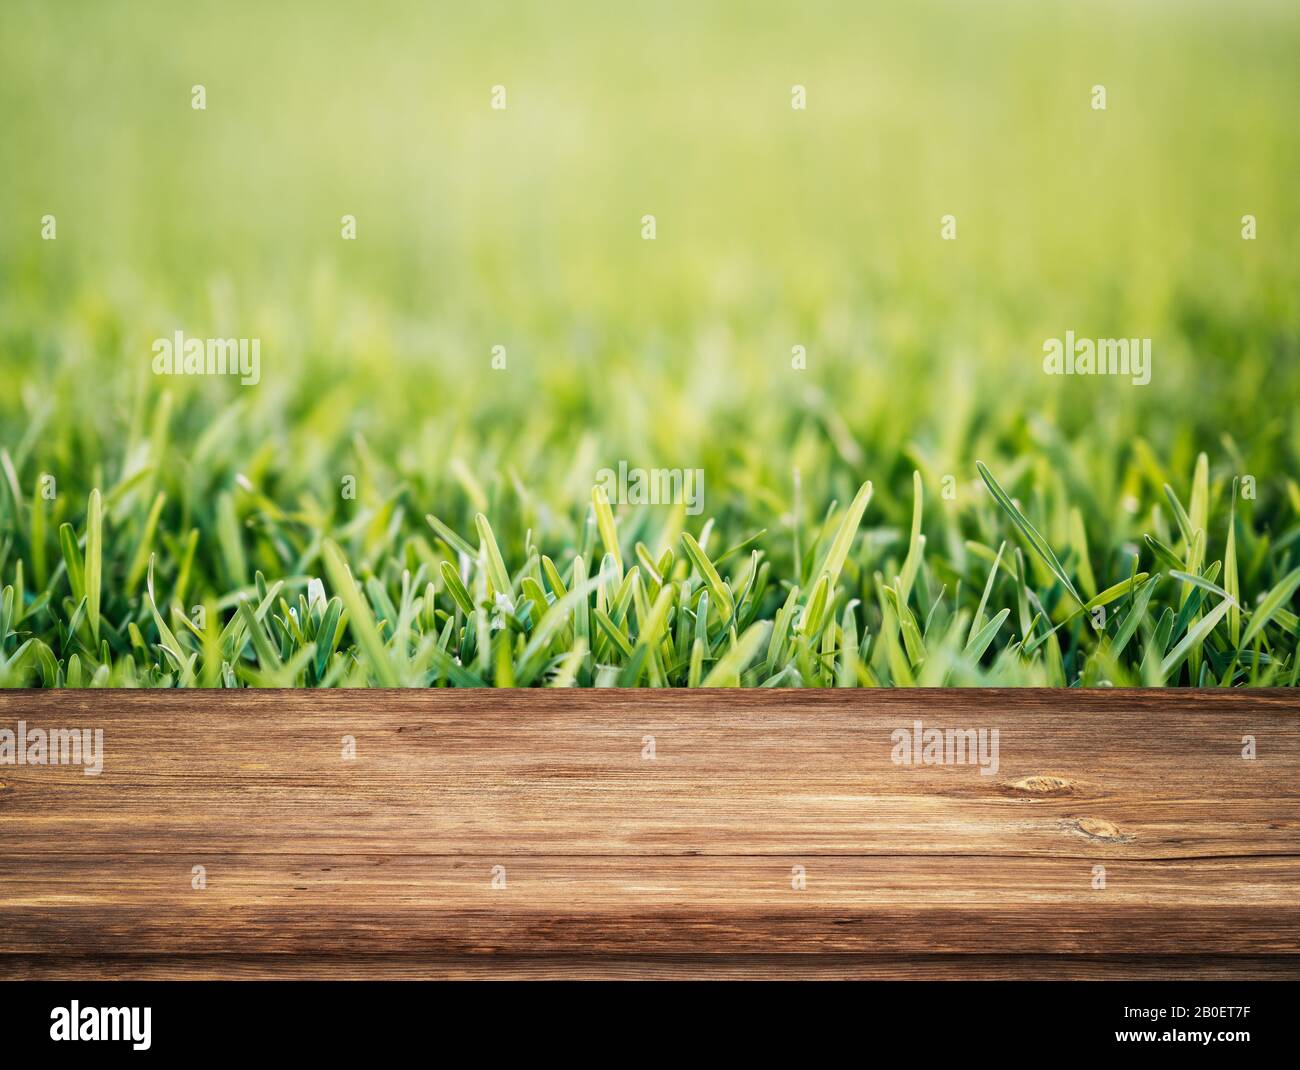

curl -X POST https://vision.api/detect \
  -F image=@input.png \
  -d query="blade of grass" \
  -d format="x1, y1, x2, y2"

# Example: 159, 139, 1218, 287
592, 485, 623, 576
1225, 479, 1240, 647
964, 607, 1010, 661
1240, 566, 1300, 649
85, 489, 102, 645
475, 513, 513, 598
321, 539, 398, 686
701, 620, 770, 686
1161, 597, 1231, 680
821, 479, 873, 591
977, 461, 1083, 608
681, 531, 734, 624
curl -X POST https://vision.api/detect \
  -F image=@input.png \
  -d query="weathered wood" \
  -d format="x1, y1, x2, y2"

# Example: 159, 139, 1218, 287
7, 955, 1300, 981
2, 854, 1297, 956
1, 690, 1297, 977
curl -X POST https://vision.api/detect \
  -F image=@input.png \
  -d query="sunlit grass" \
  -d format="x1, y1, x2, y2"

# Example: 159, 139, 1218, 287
2, 439, 1297, 685
1, 0, 1298, 686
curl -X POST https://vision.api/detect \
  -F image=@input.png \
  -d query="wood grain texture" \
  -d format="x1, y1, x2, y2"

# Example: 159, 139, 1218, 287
1, 689, 1297, 978
8, 955, 1300, 981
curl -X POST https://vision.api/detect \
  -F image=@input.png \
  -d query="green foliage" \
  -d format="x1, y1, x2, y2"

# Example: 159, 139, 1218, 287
0, 446, 1297, 686
1, 1, 1298, 686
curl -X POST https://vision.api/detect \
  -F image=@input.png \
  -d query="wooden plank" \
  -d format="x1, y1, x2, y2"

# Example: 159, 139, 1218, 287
7, 955, 1300, 981
1, 690, 1297, 977
2, 690, 1295, 858
2, 855, 1297, 956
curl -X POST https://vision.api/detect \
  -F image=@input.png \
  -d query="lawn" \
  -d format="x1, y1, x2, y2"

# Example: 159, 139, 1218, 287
1, 0, 1298, 686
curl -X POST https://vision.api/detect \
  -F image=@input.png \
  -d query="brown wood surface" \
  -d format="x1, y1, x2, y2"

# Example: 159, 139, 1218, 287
1, 689, 1297, 979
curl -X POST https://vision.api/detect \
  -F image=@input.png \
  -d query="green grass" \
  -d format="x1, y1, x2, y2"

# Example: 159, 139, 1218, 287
1, 0, 1298, 686
1, 447, 1298, 686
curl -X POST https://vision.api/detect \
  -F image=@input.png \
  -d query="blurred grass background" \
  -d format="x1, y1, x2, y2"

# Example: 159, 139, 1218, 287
1, 0, 1299, 685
